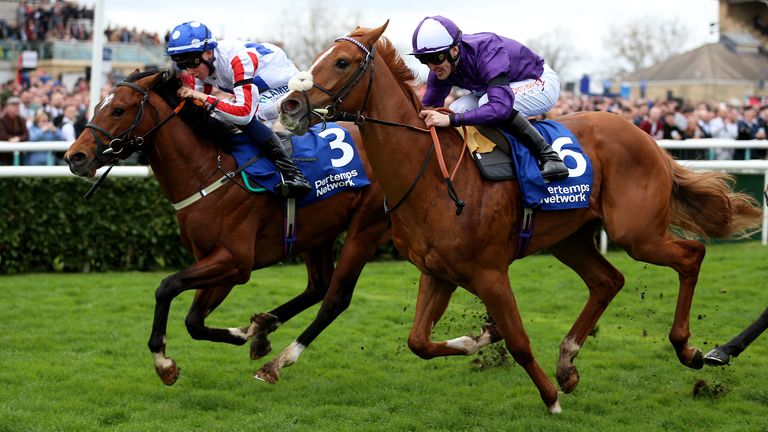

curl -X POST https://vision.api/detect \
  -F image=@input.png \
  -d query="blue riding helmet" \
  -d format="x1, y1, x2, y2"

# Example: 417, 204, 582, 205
409, 16, 462, 55
167, 21, 218, 56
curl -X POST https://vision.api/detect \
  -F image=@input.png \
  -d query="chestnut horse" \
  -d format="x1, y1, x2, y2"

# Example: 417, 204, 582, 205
278, 22, 763, 413
64, 70, 390, 385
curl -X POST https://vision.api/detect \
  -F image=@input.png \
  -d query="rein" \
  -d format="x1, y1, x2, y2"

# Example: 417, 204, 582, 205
301, 37, 467, 215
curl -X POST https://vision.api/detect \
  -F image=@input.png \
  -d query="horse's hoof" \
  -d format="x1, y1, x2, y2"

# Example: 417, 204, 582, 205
156, 361, 180, 386
254, 366, 279, 384
703, 348, 731, 366
250, 336, 272, 360
686, 348, 704, 370
556, 366, 580, 393
481, 322, 503, 343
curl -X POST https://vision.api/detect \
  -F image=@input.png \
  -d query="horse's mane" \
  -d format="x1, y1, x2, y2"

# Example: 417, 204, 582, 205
345, 30, 423, 110
125, 69, 239, 142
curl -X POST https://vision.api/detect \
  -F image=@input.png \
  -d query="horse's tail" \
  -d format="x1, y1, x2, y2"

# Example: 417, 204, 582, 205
667, 157, 763, 239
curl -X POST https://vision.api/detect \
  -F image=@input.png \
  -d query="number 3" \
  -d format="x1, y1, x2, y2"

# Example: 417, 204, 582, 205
319, 127, 354, 168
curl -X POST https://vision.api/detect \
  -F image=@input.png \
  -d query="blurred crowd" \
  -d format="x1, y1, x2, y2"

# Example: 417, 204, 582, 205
0, 1, 765, 166
0, 68, 92, 165
3, 76, 768, 165
547, 92, 768, 160
1, 0, 163, 45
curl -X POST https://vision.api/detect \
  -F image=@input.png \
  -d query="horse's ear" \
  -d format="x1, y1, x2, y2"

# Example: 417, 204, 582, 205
361, 20, 389, 47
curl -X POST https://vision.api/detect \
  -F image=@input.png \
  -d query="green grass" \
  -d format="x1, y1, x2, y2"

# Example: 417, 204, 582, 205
1, 242, 768, 431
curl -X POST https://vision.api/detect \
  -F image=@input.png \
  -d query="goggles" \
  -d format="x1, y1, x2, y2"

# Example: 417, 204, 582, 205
415, 50, 449, 66
172, 53, 203, 70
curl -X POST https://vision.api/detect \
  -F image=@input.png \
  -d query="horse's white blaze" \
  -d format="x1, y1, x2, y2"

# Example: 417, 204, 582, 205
152, 352, 173, 369
308, 46, 335, 73
98, 92, 114, 112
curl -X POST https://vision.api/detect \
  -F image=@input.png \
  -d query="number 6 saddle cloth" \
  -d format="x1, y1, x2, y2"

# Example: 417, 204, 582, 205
466, 120, 593, 211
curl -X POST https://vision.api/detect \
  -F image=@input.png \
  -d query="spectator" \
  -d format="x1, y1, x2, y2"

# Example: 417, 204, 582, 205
639, 106, 665, 139
0, 97, 30, 165
662, 112, 684, 141
709, 105, 738, 160
736, 106, 766, 159
25, 109, 64, 165
59, 104, 79, 141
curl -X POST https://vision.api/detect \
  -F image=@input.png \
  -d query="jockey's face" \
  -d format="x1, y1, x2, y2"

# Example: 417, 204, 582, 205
425, 46, 458, 81
178, 51, 213, 80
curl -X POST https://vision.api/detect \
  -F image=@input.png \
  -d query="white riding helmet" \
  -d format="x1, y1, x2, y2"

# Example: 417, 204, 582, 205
409, 16, 462, 55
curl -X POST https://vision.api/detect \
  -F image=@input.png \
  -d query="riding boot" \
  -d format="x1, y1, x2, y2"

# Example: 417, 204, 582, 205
504, 112, 569, 181
259, 132, 312, 197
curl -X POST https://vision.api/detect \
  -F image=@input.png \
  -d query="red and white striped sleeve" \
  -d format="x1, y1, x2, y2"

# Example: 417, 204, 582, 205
206, 50, 260, 125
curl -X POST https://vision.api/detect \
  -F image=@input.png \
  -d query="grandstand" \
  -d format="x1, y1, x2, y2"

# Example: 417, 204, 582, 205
0, 0, 166, 88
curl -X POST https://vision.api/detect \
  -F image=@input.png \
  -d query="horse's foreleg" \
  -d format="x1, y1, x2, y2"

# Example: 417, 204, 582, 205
472, 271, 561, 414
549, 226, 624, 393
256, 220, 389, 383
405, 273, 463, 358
249, 246, 335, 360
148, 248, 245, 385
705, 305, 768, 366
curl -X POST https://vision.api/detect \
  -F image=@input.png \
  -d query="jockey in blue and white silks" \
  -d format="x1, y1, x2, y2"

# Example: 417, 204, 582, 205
167, 20, 311, 196
411, 16, 568, 181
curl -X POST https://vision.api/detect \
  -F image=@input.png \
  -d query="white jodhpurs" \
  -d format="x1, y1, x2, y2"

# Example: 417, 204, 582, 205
448, 64, 560, 117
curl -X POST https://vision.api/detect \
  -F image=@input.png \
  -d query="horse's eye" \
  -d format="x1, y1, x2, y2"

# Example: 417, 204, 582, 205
112, 108, 125, 117
336, 59, 350, 69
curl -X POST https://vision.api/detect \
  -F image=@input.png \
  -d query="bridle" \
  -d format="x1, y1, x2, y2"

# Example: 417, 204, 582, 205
303, 36, 376, 127
84, 81, 185, 164
81, 78, 186, 199
292, 36, 465, 215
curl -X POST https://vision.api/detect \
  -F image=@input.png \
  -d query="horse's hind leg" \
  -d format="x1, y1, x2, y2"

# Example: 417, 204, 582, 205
249, 245, 336, 361
705, 305, 768, 366
616, 232, 706, 369
256, 214, 389, 383
549, 224, 625, 393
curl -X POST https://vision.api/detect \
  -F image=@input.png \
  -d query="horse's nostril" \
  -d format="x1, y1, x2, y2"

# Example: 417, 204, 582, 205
69, 152, 86, 163
281, 98, 300, 114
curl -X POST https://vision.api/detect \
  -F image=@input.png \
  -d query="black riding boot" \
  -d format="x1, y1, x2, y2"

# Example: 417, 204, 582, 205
259, 132, 312, 197
505, 112, 569, 181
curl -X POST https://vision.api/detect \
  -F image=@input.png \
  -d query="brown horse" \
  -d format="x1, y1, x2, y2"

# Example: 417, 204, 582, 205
63, 70, 390, 385
278, 22, 763, 413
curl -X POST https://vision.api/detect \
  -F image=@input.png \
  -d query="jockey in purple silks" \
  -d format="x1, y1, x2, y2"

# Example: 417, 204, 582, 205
411, 16, 568, 181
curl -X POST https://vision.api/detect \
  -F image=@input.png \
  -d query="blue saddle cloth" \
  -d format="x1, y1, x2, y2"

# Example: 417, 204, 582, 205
504, 120, 593, 210
229, 122, 370, 208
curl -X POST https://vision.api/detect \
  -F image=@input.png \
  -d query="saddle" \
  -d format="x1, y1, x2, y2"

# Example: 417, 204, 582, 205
465, 125, 516, 181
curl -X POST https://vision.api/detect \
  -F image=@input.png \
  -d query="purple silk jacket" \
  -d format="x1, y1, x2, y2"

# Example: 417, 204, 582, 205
421, 32, 544, 126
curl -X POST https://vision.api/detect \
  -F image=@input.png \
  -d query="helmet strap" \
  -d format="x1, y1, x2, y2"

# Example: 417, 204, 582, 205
447, 45, 460, 66
202, 51, 216, 75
